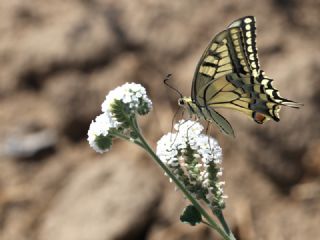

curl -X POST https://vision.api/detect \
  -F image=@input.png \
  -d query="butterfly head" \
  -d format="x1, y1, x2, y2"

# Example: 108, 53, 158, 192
178, 97, 192, 107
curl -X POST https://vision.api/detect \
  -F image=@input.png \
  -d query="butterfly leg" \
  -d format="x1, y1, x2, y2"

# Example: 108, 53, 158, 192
170, 107, 182, 141
170, 110, 189, 147
205, 121, 213, 150
186, 116, 200, 141
205, 121, 210, 134
170, 123, 180, 147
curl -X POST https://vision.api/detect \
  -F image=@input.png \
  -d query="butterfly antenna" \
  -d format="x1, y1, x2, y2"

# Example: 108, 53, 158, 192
163, 74, 183, 98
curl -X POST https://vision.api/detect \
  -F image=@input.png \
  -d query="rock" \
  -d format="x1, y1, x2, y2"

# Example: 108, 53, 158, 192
0, 130, 57, 159
39, 145, 163, 240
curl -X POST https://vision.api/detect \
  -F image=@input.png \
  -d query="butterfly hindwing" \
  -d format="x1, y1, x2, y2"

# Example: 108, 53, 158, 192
200, 72, 300, 124
202, 106, 235, 137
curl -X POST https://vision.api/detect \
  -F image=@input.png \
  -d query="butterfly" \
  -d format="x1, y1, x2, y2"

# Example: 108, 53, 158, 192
173, 16, 301, 137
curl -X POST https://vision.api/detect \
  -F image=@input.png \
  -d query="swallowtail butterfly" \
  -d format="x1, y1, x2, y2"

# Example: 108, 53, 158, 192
176, 16, 301, 137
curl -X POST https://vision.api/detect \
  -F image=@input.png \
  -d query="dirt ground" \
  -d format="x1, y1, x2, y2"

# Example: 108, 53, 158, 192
0, 1, 319, 240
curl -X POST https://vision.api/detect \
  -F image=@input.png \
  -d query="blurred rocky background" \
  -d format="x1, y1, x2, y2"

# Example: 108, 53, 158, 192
0, 0, 319, 240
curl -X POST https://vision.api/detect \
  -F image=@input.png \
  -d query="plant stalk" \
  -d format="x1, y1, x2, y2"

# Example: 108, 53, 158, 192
131, 120, 232, 240
214, 209, 236, 240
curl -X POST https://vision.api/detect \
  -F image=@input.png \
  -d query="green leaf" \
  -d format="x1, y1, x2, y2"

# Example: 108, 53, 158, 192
95, 135, 112, 151
180, 205, 202, 226
129, 131, 139, 139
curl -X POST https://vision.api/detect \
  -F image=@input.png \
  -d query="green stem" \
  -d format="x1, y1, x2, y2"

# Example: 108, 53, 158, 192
201, 220, 215, 228
214, 210, 236, 240
110, 131, 144, 148
131, 120, 231, 240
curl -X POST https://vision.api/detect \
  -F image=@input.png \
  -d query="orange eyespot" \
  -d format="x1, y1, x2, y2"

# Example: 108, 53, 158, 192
253, 112, 266, 124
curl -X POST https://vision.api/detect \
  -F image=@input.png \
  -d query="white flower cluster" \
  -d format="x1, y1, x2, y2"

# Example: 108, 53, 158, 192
156, 120, 226, 209
87, 112, 118, 153
101, 82, 152, 116
88, 82, 152, 154
156, 121, 203, 167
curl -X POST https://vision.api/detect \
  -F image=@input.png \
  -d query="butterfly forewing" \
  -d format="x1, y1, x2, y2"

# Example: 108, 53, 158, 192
228, 16, 261, 77
191, 30, 235, 104
227, 28, 252, 75
191, 26, 254, 103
